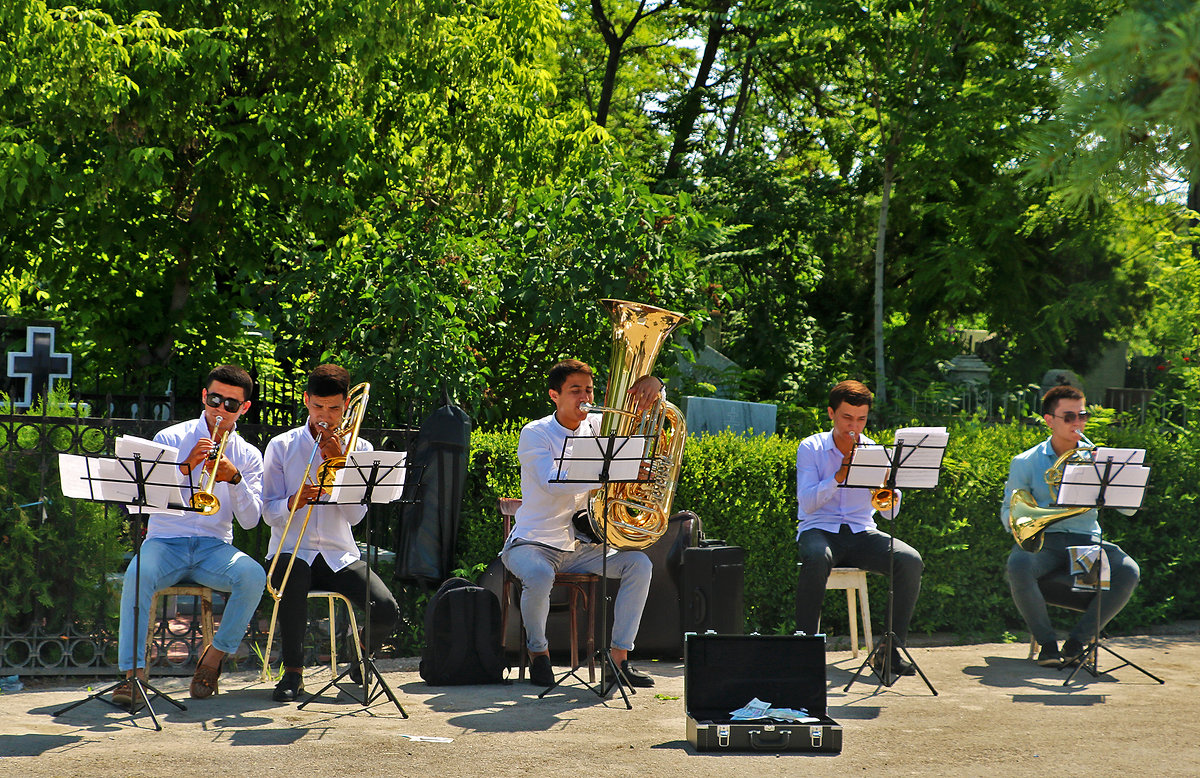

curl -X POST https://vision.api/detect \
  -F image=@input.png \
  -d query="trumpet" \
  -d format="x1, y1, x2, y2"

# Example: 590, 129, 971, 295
190, 416, 231, 516
847, 431, 897, 512
259, 383, 370, 680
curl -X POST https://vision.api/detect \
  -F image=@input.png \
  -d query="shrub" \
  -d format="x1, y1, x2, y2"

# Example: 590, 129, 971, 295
457, 419, 1198, 642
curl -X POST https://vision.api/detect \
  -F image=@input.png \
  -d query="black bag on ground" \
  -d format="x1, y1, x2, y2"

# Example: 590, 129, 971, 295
419, 577, 506, 685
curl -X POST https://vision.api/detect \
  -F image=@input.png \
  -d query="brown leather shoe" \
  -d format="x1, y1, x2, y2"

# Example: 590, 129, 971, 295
112, 678, 144, 710
190, 646, 223, 699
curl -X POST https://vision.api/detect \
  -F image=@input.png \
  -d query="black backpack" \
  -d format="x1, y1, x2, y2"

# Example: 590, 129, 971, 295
419, 577, 507, 685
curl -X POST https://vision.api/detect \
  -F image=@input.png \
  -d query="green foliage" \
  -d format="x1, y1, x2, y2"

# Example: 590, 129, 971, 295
455, 420, 1199, 642
0, 403, 124, 629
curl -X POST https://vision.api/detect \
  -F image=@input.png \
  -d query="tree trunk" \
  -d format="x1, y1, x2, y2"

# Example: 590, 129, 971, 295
873, 155, 894, 407
661, 2, 730, 182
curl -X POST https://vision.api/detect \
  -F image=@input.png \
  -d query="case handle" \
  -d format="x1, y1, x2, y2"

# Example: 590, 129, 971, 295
749, 727, 792, 751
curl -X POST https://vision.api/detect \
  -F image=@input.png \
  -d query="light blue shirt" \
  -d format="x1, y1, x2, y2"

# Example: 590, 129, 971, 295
795, 430, 899, 539
1000, 437, 1101, 537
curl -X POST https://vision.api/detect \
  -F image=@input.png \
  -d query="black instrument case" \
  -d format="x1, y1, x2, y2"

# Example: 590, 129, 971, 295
684, 633, 842, 753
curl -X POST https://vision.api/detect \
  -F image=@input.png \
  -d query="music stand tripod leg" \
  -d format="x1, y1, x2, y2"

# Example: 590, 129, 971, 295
54, 511, 187, 729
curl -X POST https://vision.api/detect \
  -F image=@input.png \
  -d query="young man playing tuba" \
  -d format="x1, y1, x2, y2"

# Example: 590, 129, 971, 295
501, 359, 664, 689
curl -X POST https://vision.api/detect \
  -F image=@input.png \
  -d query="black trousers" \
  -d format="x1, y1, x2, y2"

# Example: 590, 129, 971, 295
795, 525, 923, 644
270, 554, 399, 669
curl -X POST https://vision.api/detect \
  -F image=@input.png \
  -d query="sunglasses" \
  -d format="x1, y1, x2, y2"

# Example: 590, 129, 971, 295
205, 392, 245, 413
1052, 411, 1089, 423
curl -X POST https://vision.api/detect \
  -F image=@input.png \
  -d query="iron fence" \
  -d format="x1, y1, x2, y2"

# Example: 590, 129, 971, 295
0, 409, 416, 677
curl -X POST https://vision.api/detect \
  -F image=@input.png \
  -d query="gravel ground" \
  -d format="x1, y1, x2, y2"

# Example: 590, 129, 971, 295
3, 629, 1197, 777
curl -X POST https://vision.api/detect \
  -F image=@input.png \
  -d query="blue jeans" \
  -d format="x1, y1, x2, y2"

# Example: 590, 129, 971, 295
501, 542, 652, 654
795, 525, 924, 644
1006, 532, 1140, 647
118, 536, 267, 671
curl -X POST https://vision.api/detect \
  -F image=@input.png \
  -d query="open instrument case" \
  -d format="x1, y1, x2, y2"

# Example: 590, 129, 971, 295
684, 633, 842, 753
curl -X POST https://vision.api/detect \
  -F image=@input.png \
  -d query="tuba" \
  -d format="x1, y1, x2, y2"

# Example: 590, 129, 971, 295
1009, 432, 1095, 552
582, 299, 689, 551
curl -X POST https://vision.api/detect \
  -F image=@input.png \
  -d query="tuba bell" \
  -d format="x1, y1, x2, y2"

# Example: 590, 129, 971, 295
1009, 432, 1095, 552
583, 299, 690, 551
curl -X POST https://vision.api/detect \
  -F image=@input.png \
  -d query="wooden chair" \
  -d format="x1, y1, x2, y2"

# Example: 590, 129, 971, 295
822, 568, 873, 658
146, 583, 214, 680
498, 498, 598, 682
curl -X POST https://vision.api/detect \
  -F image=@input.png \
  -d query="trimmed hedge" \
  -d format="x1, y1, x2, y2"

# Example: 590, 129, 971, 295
459, 420, 1200, 642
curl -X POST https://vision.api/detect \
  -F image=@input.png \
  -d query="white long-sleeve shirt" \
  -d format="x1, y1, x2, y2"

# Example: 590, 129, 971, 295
506, 412, 604, 552
146, 414, 263, 543
262, 422, 371, 571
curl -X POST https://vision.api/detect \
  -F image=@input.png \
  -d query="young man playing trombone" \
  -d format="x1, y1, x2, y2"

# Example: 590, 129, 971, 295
114, 364, 267, 709
1001, 385, 1141, 668
262, 364, 398, 702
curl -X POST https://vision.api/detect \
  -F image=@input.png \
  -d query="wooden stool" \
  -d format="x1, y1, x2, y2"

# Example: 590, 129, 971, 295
823, 568, 873, 658
498, 498, 598, 682
147, 584, 214, 679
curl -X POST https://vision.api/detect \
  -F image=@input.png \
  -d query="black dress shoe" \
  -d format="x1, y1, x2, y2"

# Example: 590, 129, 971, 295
1060, 638, 1087, 667
1037, 643, 1063, 668
272, 670, 305, 702
618, 660, 655, 688
529, 654, 555, 687
873, 649, 917, 677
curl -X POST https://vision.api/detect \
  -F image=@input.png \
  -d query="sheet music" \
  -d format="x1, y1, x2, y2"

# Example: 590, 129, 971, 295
59, 454, 121, 500
330, 450, 407, 504
1091, 447, 1145, 465
1058, 461, 1149, 509
843, 445, 892, 488
844, 425, 947, 489
115, 435, 184, 511
558, 435, 653, 484
59, 437, 184, 510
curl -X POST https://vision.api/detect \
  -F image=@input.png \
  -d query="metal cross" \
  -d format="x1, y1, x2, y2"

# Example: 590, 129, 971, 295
7, 325, 73, 408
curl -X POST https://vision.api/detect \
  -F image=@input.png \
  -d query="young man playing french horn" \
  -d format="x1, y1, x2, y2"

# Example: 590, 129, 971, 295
261, 364, 398, 702
113, 364, 266, 709
501, 359, 664, 689
1001, 385, 1141, 668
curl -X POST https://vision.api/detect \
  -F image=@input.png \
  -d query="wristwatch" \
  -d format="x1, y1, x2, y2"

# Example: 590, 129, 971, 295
229, 470, 243, 486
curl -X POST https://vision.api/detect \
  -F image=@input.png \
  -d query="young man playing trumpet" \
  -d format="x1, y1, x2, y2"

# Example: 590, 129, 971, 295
794, 380, 924, 675
114, 364, 267, 709
501, 359, 664, 689
1001, 385, 1141, 668
262, 364, 398, 702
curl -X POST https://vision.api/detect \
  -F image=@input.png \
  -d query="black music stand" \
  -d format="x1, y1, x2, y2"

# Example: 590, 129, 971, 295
534, 430, 656, 710
1055, 449, 1162, 686
841, 429, 946, 696
298, 450, 411, 716
53, 449, 191, 730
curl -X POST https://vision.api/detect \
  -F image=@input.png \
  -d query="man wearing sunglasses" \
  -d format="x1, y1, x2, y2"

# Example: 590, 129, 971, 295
113, 365, 267, 710
1000, 385, 1141, 668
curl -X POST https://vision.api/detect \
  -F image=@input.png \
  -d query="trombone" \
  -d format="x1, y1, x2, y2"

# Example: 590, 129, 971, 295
190, 416, 231, 516
258, 383, 370, 680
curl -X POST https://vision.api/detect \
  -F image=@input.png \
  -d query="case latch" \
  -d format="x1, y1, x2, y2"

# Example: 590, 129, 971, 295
809, 725, 823, 748
717, 725, 730, 748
